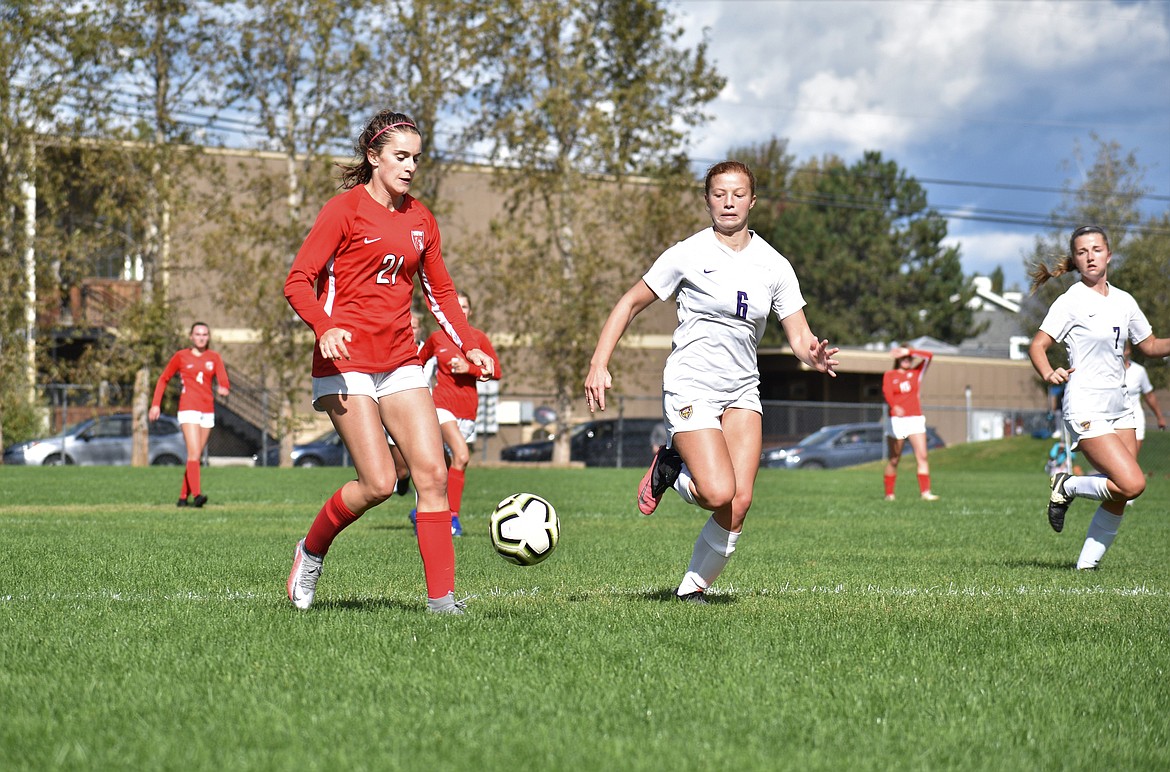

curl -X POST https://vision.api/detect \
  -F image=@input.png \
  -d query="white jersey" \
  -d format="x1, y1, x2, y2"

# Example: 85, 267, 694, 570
1124, 360, 1154, 425
643, 228, 806, 400
1039, 281, 1151, 419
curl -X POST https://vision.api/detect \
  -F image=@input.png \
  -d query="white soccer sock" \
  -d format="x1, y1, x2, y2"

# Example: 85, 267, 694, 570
1076, 508, 1124, 570
1064, 474, 1113, 501
673, 463, 697, 505
676, 516, 739, 595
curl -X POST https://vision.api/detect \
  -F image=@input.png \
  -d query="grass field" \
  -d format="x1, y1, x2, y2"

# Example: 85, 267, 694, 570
2, 435, 1169, 771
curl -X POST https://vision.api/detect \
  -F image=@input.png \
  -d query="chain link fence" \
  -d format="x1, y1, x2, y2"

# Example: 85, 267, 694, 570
13, 384, 1168, 479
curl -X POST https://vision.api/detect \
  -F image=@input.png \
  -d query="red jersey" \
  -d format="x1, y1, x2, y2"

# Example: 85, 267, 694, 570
152, 349, 230, 413
284, 185, 475, 377
882, 350, 933, 418
420, 327, 502, 420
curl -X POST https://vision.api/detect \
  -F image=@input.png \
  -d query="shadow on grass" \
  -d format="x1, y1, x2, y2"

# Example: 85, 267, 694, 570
639, 587, 735, 605
311, 597, 420, 612
1002, 558, 1076, 571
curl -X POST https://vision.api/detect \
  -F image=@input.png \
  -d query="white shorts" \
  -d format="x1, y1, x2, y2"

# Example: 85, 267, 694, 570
312, 366, 428, 411
884, 414, 926, 441
1134, 411, 1147, 441
436, 409, 478, 444
177, 410, 215, 428
1065, 411, 1137, 451
662, 388, 761, 436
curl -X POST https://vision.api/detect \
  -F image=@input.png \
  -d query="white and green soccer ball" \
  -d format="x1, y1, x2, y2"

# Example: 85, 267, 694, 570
489, 492, 560, 566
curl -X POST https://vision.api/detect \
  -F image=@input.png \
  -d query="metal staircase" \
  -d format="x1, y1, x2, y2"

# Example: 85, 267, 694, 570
209, 366, 279, 460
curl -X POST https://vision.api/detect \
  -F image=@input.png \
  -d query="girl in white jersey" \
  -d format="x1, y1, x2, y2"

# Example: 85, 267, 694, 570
1122, 341, 1166, 461
1028, 225, 1170, 569
585, 161, 839, 603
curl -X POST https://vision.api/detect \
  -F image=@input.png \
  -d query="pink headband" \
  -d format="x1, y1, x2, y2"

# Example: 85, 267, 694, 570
369, 121, 417, 146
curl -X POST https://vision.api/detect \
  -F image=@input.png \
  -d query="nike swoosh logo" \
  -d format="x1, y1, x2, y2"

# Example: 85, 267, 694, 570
703, 269, 715, 274
364, 237, 382, 244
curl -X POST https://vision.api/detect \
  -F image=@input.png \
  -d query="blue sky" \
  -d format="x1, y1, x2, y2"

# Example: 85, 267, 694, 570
674, 0, 1170, 291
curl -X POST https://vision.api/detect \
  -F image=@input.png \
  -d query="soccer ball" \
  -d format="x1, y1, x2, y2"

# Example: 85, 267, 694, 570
489, 492, 560, 566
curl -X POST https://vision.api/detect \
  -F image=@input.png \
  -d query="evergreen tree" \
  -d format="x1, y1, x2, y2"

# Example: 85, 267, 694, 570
753, 149, 978, 346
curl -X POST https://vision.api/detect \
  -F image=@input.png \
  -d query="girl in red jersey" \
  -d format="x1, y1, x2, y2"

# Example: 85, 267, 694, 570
882, 346, 939, 501
418, 291, 501, 536
149, 322, 231, 508
283, 110, 494, 615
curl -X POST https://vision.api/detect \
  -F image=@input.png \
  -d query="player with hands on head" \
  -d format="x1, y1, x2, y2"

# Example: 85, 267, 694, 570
150, 321, 230, 508
283, 110, 494, 614
1028, 224, 1170, 569
585, 160, 838, 604
881, 346, 939, 501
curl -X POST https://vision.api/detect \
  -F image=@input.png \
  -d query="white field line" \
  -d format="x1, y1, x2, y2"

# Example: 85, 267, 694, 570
1, 583, 1166, 604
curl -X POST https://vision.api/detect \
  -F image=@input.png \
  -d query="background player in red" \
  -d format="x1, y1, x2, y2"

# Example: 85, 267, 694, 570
882, 346, 939, 501
417, 291, 501, 536
283, 110, 494, 615
149, 321, 231, 507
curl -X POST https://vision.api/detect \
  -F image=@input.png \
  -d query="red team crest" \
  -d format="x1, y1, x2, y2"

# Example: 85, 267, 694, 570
412, 230, 425, 255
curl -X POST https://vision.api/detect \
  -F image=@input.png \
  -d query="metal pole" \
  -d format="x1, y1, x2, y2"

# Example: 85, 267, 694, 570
965, 385, 973, 443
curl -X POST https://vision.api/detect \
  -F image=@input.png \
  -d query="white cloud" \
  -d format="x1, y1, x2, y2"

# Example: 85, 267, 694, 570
673, 0, 1170, 281
944, 228, 1039, 290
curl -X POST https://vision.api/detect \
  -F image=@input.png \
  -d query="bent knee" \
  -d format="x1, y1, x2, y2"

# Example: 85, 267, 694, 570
357, 473, 397, 503
1117, 476, 1146, 501
695, 481, 736, 511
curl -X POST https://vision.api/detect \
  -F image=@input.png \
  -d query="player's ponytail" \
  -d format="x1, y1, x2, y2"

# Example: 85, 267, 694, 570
1028, 256, 1074, 292
1029, 225, 1109, 293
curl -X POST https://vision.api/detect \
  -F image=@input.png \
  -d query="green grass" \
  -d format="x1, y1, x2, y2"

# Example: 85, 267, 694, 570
2, 439, 1169, 771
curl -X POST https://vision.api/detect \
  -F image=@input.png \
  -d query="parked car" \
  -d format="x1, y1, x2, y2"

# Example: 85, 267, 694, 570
760, 421, 945, 470
500, 418, 665, 468
255, 429, 352, 467
3, 413, 187, 466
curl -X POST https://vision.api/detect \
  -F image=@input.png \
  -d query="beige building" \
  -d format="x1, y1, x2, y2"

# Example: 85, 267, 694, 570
44, 149, 1113, 455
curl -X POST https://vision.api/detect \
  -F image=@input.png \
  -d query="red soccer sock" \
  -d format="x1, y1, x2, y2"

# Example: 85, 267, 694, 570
304, 487, 361, 557
883, 474, 896, 497
447, 468, 466, 517
183, 460, 200, 498
917, 473, 932, 494
415, 509, 455, 599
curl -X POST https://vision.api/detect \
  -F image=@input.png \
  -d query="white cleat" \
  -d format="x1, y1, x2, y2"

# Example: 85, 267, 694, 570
287, 538, 323, 610
426, 592, 469, 615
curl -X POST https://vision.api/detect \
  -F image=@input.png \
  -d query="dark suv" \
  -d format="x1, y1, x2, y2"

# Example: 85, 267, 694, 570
500, 418, 665, 468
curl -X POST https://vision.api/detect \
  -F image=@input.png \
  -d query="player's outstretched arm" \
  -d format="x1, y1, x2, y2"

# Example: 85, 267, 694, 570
585, 280, 657, 413
780, 309, 839, 377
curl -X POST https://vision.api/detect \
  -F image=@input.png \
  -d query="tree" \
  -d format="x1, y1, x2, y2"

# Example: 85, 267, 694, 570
1018, 136, 1154, 378
751, 149, 978, 346
1112, 212, 1170, 388
208, 0, 373, 464
0, 2, 114, 454
462, 0, 722, 463
368, 0, 493, 209
989, 265, 1005, 295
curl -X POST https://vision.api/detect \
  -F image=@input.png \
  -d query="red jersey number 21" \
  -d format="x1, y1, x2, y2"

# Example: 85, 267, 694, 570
376, 254, 405, 285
